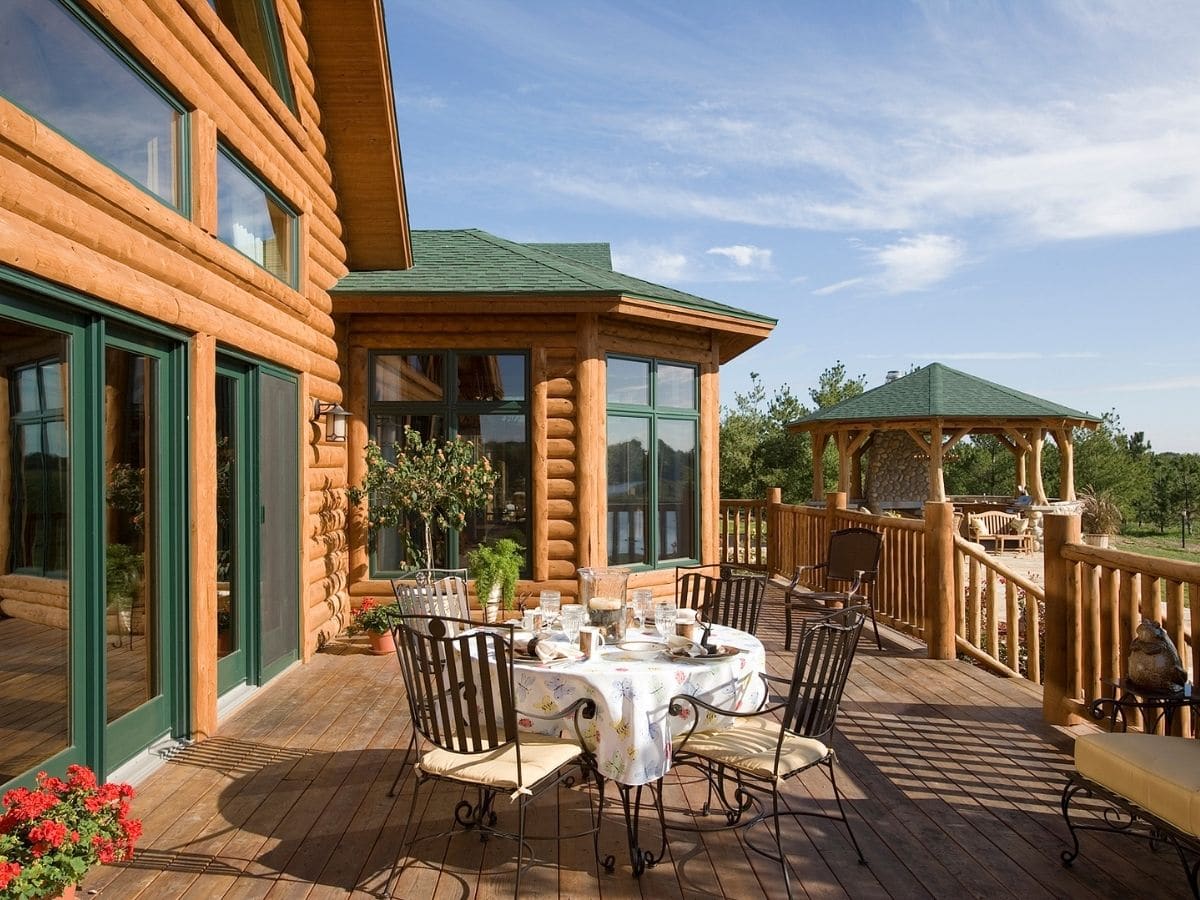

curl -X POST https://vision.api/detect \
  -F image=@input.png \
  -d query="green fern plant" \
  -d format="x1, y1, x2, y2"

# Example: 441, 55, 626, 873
466, 538, 524, 610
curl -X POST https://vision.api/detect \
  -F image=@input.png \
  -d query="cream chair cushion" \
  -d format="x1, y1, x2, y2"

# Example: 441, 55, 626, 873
970, 516, 990, 537
1075, 732, 1200, 838
419, 733, 582, 792
676, 715, 828, 782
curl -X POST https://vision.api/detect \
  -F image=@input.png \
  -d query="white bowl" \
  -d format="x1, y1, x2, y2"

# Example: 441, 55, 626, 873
614, 640, 668, 660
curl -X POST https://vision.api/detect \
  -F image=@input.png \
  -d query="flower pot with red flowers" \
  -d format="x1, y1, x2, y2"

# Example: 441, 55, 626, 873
346, 597, 399, 654
0, 765, 141, 899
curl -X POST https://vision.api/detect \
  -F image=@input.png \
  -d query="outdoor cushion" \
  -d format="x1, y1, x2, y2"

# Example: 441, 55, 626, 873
1075, 732, 1200, 838
971, 516, 990, 537
419, 733, 583, 792
677, 716, 828, 782
1010, 519, 1028, 534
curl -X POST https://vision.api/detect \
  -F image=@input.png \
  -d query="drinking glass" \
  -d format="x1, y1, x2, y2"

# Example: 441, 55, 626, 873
539, 590, 561, 628
632, 588, 655, 633
654, 601, 677, 641
560, 604, 584, 644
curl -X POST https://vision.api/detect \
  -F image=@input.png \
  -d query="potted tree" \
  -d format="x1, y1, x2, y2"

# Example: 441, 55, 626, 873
348, 427, 498, 574
466, 538, 524, 623
1079, 487, 1122, 548
105, 543, 143, 645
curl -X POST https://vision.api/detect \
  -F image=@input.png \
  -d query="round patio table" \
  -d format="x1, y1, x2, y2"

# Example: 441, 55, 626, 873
513, 624, 767, 875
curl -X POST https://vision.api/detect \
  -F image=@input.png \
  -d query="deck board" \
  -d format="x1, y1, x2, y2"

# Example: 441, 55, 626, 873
78, 588, 1195, 899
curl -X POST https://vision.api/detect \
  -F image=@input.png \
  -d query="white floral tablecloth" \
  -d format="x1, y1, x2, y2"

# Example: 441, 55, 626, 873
514, 624, 766, 786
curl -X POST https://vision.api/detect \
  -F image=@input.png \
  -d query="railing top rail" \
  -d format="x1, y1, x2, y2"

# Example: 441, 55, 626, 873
837, 510, 926, 532
1060, 541, 1200, 583
719, 499, 768, 509
954, 535, 1045, 598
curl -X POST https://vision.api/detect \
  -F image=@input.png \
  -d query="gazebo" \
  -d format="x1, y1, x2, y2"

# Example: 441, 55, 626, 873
787, 363, 1101, 507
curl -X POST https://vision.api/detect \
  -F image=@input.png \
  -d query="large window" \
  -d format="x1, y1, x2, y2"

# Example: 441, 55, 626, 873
368, 351, 529, 575
607, 356, 698, 567
211, 0, 295, 110
0, 0, 185, 210
217, 146, 296, 286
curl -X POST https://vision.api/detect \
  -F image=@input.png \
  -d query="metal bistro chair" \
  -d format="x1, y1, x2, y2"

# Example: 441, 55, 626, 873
666, 606, 869, 900
391, 568, 471, 627
785, 527, 883, 651
388, 614, 602, 898
675, 565, 766, 635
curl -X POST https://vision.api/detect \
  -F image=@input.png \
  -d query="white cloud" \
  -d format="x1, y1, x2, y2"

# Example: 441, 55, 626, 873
706, 244, 772, 269
812, 233, 965, 296
1103, 375, 1200, 392
611, 245, 690, 282
812, 277, 866, 296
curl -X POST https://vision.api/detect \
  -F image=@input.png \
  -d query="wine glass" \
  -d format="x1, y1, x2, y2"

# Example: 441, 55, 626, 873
632, 588, 655, 634
539, 590, 561, 628
560, 604, 584, 644
654, 601, 677, 641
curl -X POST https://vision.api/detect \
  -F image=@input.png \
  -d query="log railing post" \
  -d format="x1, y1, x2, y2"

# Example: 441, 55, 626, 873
1044, 513, 1083, 725
766, 487, 782, 575
924, 501, 956, 659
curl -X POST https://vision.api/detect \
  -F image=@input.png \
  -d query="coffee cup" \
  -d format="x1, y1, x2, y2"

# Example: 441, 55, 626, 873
579, 625, 606, 658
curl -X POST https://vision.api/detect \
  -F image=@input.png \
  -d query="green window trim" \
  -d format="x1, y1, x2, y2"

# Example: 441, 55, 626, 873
606, 355, 700, 570
366, 349, 531, 577
0, 0, 191, 217
209, 0, 296, 112
215, 143, 299, 288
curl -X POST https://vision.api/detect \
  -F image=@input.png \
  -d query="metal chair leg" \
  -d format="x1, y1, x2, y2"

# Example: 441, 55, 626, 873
827, 756, 866, 864
867, 599, 883, 650
772, 788, 792, 900
388, 733, 417, 797
784, 601, 795, 651
385, 770, 424, 898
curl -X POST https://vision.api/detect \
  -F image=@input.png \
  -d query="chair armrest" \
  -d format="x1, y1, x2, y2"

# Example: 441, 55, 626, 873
669, 693, 787, 753
518, 697, 599, 752
786, 563, 827, 595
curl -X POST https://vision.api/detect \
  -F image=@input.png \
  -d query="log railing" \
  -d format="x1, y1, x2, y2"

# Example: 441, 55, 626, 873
717, 497, 771, 571
1043, 513, 1200, 736
954, 537, 1046, 684
766, 495, 929, 640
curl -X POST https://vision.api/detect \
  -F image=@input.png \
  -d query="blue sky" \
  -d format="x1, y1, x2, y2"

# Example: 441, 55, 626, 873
383, 0, 1200, 452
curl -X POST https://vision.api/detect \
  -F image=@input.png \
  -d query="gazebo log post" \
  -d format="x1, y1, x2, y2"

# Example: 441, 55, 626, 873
836, 431, 851, 495
929, 421, 946, 502
1030, 428, 1047, 505
1055, 427, 1076, 501
812, 431, 827, 501
850, 448, 864, 502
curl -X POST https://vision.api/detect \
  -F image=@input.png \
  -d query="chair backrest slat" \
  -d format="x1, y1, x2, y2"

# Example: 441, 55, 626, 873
677, 571, 719, 616
710, 573, 766, 634
393, 615, 518, 756
783, 606, 866, 745
825, 528, 883, 586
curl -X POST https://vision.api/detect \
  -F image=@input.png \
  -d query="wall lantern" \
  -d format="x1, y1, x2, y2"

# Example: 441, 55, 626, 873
312, 399, 351, 443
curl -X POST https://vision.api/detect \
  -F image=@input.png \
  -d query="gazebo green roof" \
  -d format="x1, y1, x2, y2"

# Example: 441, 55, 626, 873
334, 229, 776, 326
789, 363, 1100, 429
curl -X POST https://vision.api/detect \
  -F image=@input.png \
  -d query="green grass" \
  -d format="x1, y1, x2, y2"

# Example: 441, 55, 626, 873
1113, 524, 1200, 566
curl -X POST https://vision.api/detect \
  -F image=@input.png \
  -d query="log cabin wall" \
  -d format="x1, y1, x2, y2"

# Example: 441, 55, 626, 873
341, 308, 723, 604
0, 0, 403, 736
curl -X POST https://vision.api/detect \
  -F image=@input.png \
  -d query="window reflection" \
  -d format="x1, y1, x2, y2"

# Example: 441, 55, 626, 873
104, 348, 158, 723
0, 317, 71, 783
217, 148, 295, 285
372, 354, 444, 402
211, 0, 294, 106
606, 357, 650, 405
607, 416, 649, 565
0, 0, 181, 207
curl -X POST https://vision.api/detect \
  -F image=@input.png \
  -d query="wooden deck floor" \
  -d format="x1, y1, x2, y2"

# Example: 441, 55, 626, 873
81, 590, 1192, 899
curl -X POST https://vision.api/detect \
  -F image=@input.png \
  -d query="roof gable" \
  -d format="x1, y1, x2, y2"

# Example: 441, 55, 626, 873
525, 242, 613, 269
791, 363, 1100, 427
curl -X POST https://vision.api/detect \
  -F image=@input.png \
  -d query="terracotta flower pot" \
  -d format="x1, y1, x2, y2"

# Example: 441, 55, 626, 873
368, 629, 395, 655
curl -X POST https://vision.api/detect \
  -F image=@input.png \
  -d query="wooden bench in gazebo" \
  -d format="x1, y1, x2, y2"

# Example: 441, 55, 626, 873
968, 511, 1035, 555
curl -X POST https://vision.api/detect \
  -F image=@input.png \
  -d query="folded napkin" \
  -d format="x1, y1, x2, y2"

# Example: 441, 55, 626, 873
666, 635, 708, 657
513, 635, 583, 663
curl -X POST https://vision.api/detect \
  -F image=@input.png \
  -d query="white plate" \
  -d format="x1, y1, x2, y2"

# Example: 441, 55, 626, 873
671, 644, 741, 662
613, 640, 668, 660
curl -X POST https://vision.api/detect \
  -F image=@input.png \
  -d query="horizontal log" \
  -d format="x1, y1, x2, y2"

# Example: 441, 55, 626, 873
0, 574, 69, 596
546, 540, 576, 560
546, 458, 576, 479
546, 478, 575, 500
545, 377, 575, 398
0, 599, 67, 629
547, 439, 576, 459
547, 499, 577, 519
546, 418, 576, 440
547, 559, 577, 580
1061, 542, 1200, 584
0, 586, 69, 609
546, 397, 575, 418
547, 519, 577, 540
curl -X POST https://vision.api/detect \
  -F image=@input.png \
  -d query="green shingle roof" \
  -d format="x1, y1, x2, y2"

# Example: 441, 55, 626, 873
789, 363, 1100, 428
525, 242, 613, 270
334, 229, 776, 325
